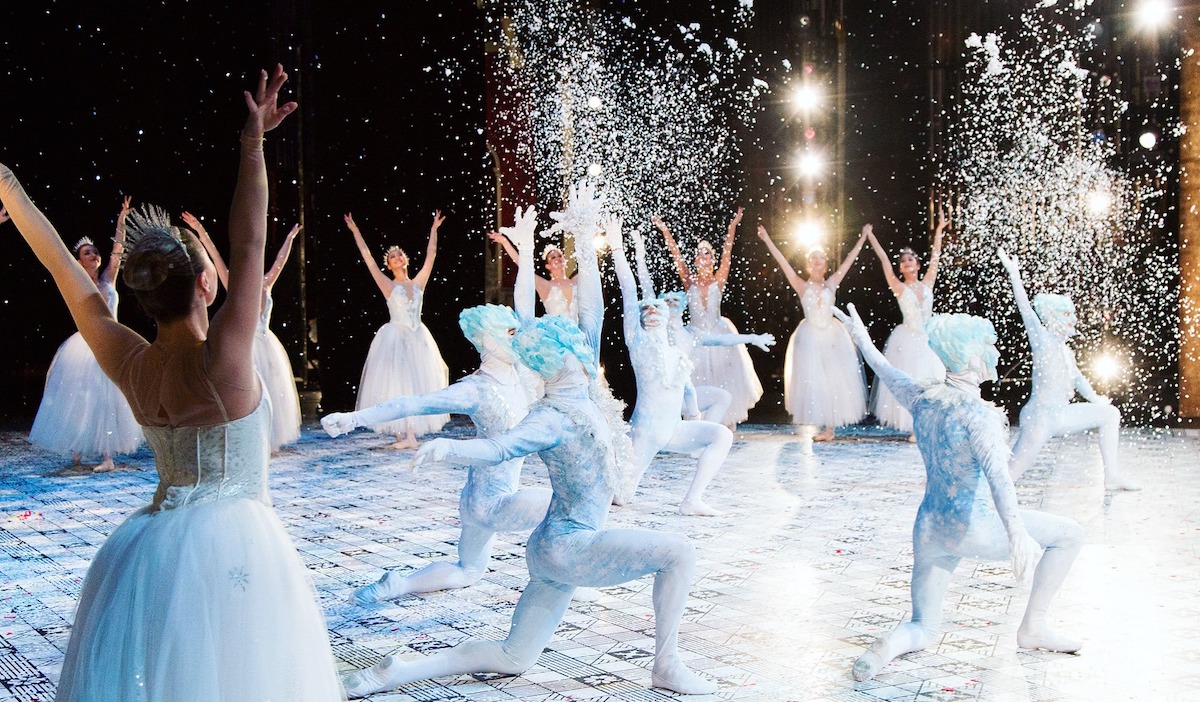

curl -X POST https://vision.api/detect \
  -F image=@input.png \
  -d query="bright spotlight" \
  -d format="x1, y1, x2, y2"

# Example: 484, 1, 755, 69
586, 163, 604, 177
587, 95, 603, 110
793, 220, 824, 249
797, 152, 823, 177
592, 233, 610, 253
1085, 189, 1112, 216
1139, 131, 1158, 149
1091, 352, 1123, 382
792, 84, 821, 112
1135, 0, 1173, 30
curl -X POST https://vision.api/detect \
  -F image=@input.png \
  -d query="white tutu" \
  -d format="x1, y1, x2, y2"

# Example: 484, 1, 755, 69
254, 330, 301, 450
356, 285, 449, 436
56, 400, 342, 702
783, 285, 867, 428
872, 324, 946, 432
29, 332, 143, 457
690, 317, 763, 424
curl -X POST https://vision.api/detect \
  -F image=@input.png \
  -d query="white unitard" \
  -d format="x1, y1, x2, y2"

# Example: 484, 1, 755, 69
843, 312, 1083, 682
1002, 260, 1133, 489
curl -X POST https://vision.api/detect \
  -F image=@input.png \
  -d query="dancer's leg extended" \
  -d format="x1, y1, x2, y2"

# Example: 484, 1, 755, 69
1017, 510, 1083, 652
662, 420, 732, 516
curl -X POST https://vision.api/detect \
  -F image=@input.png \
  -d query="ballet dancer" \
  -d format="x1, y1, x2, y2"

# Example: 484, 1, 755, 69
606, 221, 732, 515
488, 226, 578, 320
656, 208, 762, 425
29, 196, 143, 472
3, 64, 342, 700
834, 303, 1084, 681
758, 224, 869, 440
999, 248, 1138, 491
182, 212, 303, 450
864, 215, 948, 439
346, 210, 450, 449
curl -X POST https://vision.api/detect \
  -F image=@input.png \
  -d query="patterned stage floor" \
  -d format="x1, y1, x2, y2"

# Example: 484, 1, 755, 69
0, 420, 1195, 701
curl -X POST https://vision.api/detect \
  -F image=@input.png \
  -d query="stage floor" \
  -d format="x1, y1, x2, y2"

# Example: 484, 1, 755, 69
0, 421, 1196, 701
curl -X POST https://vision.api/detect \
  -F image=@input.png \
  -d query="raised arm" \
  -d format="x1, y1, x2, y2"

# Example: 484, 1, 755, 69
923, 205, 948, 285
412, 210, 444, 289
0, 166, 146, 376
653, 215, 692, 289
412, 407, 565, 471
322, 379, 480, 437
181, 210, 230, 290
756, 224, 806, 298
864, 225, 903, 296
344, 213, 394, 298
632, 230, 656, 300
208, 65, 298, 382
100, 195, 132, 286
500, 206, 539, 324
264, 223, 301, 289
828, 225, 869, 287
604, 217, 640, 337
549, 180, 605, 361
715, 206, 742, 287
834, 303, 923, 411
997, 248, 1041, 336
697, 331, 776, 351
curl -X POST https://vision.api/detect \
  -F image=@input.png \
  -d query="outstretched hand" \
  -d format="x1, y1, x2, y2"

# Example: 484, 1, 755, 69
0, 207, 8, 225
180, 211, 209, 237
242, 64, 297, 138
1008, 529, 1044, 584
320, 412, 359, 438
287, 223, 303, 240
751, 333, 776, 352
756, 224, 771, 243
431, 209, 447, 231
548, 179, 604, 238
411, 438, 454, 474
728, 206, 744, 229
500, 205, 539, 253
118, 195, 133, 219
343, 213, 362, 234
832, 303, 870, 347
997, 247, 1019, 273
601, 215, 624, 252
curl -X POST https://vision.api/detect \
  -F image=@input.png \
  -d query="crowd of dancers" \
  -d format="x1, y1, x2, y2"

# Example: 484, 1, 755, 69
0, 65, 1140, 700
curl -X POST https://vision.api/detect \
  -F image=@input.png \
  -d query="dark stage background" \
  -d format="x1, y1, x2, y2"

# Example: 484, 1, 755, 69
0, 2, 972, 425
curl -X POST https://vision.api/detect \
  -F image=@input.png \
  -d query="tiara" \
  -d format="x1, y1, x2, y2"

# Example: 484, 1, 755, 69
381, 245, 405, 268
121, 204, 190, 263
72, 236, 96, 254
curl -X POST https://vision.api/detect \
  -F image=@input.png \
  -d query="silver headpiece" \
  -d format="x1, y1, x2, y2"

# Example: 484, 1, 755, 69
71, 236, 96, 254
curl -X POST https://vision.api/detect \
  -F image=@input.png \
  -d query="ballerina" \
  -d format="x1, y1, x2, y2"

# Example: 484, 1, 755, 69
835, 303, 1083, 681
655, 208, 762, 425
999, 249, 1139, 491
606, 220, 733, 515
488, 227, 578, 320
324, 207, 548, 604
340, 180, 715, 698
863, 214, 949, 439
758, 224, 869, 441
346, 210, 450, 449
29, 196, 143, 473
3, 65, 342, 700
181, 212, 303, 450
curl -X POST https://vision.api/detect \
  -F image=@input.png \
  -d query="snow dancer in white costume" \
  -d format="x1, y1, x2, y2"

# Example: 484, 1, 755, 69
341, 180, 716, 698
489, 226, 578, 321
655, 208, 762, 425
2, 66, 343, 701
605, 221, 733, 515
999, 249, 1139, 491
864, 214, 949, 439
346, 210, 450, 449
758, 224, 868, 441
29, 197, 144, 473
835, 304, 1084, 681
184, 212, 303, 450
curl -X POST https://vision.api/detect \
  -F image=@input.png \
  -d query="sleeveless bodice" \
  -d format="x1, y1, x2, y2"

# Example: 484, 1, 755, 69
801, 283, 836, 328
686, 281, 723, 332
897, 283, 934, 330
386, 284, 422, 331
543, 283, 577, 320
146, 399, 272, 511
256, 290, 274, 336
98, 279, 119, 314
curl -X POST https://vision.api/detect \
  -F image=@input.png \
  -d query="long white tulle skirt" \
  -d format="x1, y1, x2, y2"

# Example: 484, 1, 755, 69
56, 498, 344, 702
29, 332, 143, 457
871, 324, 946, 432
355, 322, 450, 435
690, 317, 763, 425
784, 319, 866, 427
253, 331, 301, 450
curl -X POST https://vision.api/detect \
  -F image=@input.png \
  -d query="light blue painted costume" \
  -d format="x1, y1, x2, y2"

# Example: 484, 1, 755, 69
340, 182, 716, 697
835, 304, 1084, 682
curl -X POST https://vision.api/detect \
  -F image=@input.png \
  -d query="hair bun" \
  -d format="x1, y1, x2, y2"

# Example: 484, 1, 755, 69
123, 244, 173, 290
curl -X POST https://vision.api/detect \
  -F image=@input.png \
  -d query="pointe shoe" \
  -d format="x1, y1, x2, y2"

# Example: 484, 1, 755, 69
1017, 626, 1082, 653
812, 428, 835, 442
349, 572, 400, 605
652, 657, 718, 695
92, 458, 115, 473
678, 500, 723, 517
341, 658, 393, 699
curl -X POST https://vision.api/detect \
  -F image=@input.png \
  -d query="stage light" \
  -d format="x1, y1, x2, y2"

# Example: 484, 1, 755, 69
796, 151, 822, 178
1091, 352, 1123, 382
792, 84, 821, 113
1135, 0, 1173, 30
793, 220, 824, 249
586, 163, 603, 177
1139, 131, 1158, 149
587, 95, 603, 110
1085, 189, 1112, 216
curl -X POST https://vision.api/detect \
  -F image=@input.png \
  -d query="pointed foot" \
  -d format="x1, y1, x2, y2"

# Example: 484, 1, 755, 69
1017, 626, 1082, 653
652, 657, 718, 695
349, 572, 402, 606
341, 656, 396, 698
852, 649, 885, 682
678, 500, 723, 517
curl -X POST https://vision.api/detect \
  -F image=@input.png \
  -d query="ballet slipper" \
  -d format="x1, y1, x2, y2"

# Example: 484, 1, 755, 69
1017, 625, 1082, 653
651, 655, 717, 695
92, 458, 115, 474
349, 572, 403, 605
678, 500, 723, 517
341, 656, 396, 698
812, 427, 835, 442
907, 433, 917, 443
390, 437, 419, 450
852, 648, 886, 681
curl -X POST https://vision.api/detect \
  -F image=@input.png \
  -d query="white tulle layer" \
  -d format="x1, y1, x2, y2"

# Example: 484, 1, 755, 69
55, 498, 344, 702
871, 324, 947, 432
783, 320, 867, 427
29, 332, 143, 457
690, 317, 763, 425
356, 322, 450, 435
253, 330, 301, 450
